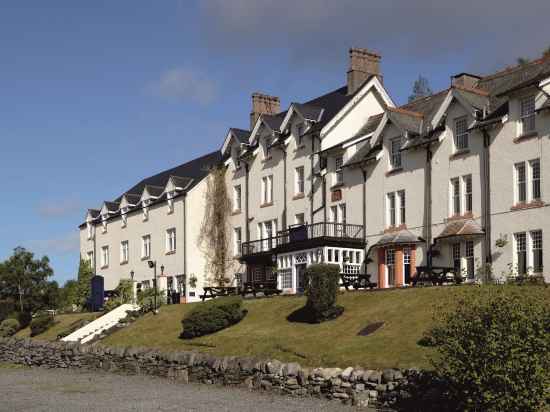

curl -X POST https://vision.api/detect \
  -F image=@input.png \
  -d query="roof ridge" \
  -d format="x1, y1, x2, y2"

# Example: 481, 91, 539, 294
401, 88, 450, 109
452, 84, 489, 96
387, 106, 424, 118
480, 56, 549, 81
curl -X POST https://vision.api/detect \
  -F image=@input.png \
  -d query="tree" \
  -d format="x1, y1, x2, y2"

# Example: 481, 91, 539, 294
76, 257, 93, 309
408, 75, 433, 103
198, 166, 232, 286
58, 279, 79, 311
0, 247, 56, 313
543, 45, 550, 58
517, 57, 530, 65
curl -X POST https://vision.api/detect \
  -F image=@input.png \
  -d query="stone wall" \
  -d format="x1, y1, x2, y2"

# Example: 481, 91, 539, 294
0, 337, 417, 409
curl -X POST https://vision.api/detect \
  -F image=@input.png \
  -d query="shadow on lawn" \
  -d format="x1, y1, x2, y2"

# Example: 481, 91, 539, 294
286, 305, 344, 324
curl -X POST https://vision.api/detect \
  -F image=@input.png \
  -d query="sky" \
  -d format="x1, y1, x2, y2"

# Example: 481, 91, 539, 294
1, 1, 549, 285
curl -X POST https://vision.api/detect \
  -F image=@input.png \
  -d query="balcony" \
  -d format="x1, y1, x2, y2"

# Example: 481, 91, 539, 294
240, 222, 365, 261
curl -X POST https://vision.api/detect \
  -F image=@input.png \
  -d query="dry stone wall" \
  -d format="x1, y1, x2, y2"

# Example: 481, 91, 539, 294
0, 337, 418, 409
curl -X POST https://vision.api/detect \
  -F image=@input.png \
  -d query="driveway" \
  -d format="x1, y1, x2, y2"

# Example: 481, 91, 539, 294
0, 366, 367, 411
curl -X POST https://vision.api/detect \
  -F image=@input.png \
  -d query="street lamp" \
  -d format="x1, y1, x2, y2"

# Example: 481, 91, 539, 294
130, 271, 135, 304
148, 260, 158, 314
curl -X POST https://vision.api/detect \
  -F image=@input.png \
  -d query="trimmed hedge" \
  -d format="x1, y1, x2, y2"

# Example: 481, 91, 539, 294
305, 263, 344, 322
180, 296, 247, 339
0, 318, 20, 337
30, 314, 55, 337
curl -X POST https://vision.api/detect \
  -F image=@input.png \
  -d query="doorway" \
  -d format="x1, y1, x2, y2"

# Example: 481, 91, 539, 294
296, 264, 307, 293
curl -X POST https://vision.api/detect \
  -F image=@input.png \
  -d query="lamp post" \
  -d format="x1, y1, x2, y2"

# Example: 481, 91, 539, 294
130, 270, 135, 305
148, 260, 158, 314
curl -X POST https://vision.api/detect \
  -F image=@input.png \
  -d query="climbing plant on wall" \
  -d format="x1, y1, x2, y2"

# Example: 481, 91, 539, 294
198, 165, 232, 287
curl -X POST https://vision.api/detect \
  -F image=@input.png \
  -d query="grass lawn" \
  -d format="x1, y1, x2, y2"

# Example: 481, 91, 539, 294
16, 312, 100, 342
102, 287, 475, 369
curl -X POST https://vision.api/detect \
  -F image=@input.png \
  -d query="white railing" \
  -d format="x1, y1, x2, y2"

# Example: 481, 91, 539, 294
61, 303, 139, 344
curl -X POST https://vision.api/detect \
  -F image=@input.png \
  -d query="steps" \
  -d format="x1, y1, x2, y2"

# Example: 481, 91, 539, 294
61, 304, 140, 344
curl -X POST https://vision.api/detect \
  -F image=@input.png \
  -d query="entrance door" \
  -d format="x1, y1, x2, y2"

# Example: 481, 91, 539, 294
403, 248, 411, 285
296, 264, 307, 293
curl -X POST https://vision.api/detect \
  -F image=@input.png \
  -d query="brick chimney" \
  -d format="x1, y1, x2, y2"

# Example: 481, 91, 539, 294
347, 47, 382, 95
250, 92, 280, 130
451, 73, 481, 89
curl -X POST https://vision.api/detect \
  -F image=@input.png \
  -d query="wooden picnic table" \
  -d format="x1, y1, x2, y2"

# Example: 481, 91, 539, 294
240, 280, 282, 298
200, 286, 239, 301
340, 273, 377, 291
413, 266, 456, 286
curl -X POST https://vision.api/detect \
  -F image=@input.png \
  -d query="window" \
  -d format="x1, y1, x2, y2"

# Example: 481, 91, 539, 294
520, 95, 535, 134
261, 175, 273, 205
101, 215, 108, 233
335, 155, 344, 185
386, 249, 395, 286
167, 191, 175, 213
387, 192, 396, 227
142, 200, 149, 221
463, 175, 473, 213
233, 227, 242, 256
515, 232, 527, 275
259, 220, 276, 251
296, 123, 305, 146
295, 213, 305, 225
451, 178, 461, 215
166, 228, 176, 253
101, 246, 109, 268
86, 223, 93, 240
515, 162, 527, 203
452, 243, 461, 276
87, 251, 94, 268
295, 166, 305, 195
390, 137, 402, 168
398, 190, 406, 225
142, 235, 151, 259
121, 208, 128, 227
232, 146, 241, 168
465, 241, 475, 279
338, 203, 347, 224
530, 159, 541, 201
531, 230, 543, 273
233, 185, 242, 211
454, 116, 469, 150
263, 136, 272, 158
330, 205, 338, 223
120, 241, 129, 264
280, 268, 292, 289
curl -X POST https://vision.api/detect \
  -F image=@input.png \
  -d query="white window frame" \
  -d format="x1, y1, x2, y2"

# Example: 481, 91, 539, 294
463, 175, 472, 214
390, 137, 402, 169
120, 240, 129, 264
397, 190, 405, 225
295, 213, 305, 225
233, 227, 242, 256
531, 230, 543, 273
386, 249, 395, 287
450, 178, 461, 216
101, 246, 109, 268
454, 116, 469, 151
142, 235, 151, 259
233, 185, 242, 211
387, 192, 396, 227
529, 159, 541, 201
167, 191, 175, 214
295, 166, 305, 195
514, 232, 528, 276
334, 155, 344, 185
520, 95, 536, 135
121, 207, 128, 227
261, 175, 273, 205
87, 251, 94, 268
166, 228, 176, 253
296, 123, 305, 146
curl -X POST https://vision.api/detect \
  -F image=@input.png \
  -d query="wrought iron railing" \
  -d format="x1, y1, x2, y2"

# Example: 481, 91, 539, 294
241, 222, 364, 257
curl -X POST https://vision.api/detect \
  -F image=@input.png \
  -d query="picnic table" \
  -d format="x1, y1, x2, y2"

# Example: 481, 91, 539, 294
340, 273, 377, 291
200, 286, 239, 301
413, 266, 456, 286
240, 280, 282, 298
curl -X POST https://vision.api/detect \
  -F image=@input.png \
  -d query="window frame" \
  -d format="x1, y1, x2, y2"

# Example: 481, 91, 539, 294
120, 240, 129, 264
398, 190, 406, 225
514, 232, 528, 276
233, 185, 242, 211
233, 227, 242, 256
142, 235, 151, 259
515, 162, 527, 204
295, 166, 305, 195
389, 137, 402, 169
530, 159, 541, 201
387, 192, 396, 227
166, 228, 176, 253
463, 175, 472, 214
334, 155, 344, 185
531, 230, 543, 273
520, 95, 536, 135
454, 116, 469, 151
101, 245, 109, 268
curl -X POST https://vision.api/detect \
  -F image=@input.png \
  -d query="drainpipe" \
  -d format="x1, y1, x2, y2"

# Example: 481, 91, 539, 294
280, 143, 288, 230
244, 161, 250, 243
183, 193, 187, 280
481, 128, 493, 264
362, 167, 367, 273
310, 134, 316, 224
425, 144, 433, 267
93, 226, 97, 276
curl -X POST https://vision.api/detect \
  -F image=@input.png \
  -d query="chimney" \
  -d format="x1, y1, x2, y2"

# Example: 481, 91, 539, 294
250, 92, 280, 130
451, 73, 481, 89
347, 47, 382, 95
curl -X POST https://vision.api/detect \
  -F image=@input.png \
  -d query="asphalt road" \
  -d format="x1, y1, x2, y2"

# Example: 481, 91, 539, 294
0, 367, 364, 412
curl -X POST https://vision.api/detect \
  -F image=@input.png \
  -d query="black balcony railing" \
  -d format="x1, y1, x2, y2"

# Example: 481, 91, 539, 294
240, 222, 364, 258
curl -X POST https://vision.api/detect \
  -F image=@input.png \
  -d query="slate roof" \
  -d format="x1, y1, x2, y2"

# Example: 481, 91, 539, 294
103, 201, 119, 213
87, 209, 100, 219
292, 102, 324, 122
122, 193, 141, 205
435, 219, 484, 240
373, 230, 423, 248
230, 128, 251, 144
169, 175, 194, 190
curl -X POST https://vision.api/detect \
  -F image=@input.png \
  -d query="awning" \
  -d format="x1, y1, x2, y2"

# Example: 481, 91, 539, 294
372, 229, 424, 248
435, 219, 484, 241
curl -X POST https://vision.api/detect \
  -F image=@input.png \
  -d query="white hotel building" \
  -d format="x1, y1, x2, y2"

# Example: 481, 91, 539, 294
80, 48, 550, 299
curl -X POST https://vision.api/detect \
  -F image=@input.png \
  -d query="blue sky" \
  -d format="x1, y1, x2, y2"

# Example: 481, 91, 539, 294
1, 1, 549, 285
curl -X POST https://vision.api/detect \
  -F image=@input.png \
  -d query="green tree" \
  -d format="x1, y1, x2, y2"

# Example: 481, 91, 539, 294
76, 257, 93, 308
0, 247, 56, 313
408, 75, 433, 103
517, 57, 530, 65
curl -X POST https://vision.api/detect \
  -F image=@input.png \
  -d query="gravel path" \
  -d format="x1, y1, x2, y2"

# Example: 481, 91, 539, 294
0, 367, 366, 412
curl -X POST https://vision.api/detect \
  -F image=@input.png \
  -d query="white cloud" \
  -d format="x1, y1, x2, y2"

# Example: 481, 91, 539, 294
27, 232, 80, 256
147, 67, 218, 105
37, 198, 82, 218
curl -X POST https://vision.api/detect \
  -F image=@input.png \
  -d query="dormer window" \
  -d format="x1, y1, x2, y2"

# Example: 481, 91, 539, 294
121, 207, 128, 227
101, 215, 108, 233
390, 137, 402, 169
167, 191, 175, 214
334, 155, 344, 185
520, 95, 536, 135
296, 123, 305, 146
142, 199, 150, 221
231, 146, 241, 168
262, 136, 272, 159
454, 116, 469, 150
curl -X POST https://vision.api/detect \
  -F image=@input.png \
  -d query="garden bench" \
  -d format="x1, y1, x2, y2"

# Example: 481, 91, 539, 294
240, 281, 282, 298
413, 266, 456, 286
200, 286, 239, 301
340, 273, 377, 290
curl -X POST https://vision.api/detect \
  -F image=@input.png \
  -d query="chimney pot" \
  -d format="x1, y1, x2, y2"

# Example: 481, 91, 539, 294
347, 47, 382, 95
451, 73, 481, 89
250, 92, 281, 130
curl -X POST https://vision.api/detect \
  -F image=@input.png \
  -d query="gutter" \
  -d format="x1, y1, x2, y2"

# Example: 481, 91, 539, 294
481, 128, 493, 264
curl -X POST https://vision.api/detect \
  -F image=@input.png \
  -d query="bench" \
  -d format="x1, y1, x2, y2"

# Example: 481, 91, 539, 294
240, 281, 282, 298
200, 286, 239, 302
340, 273, 377, 290
413, 266, 456, 286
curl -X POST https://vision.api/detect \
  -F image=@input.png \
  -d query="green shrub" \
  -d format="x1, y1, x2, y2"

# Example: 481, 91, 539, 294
137, 288, 166, 312
305, 263, 343, 322
425, 286, 550, 412
8, 311, 32, 329
30, 314, 55, 337
0, 318, 20, 337
181, 296, 247, 339
104, 279, 134, 312
0, 300, 16, 322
